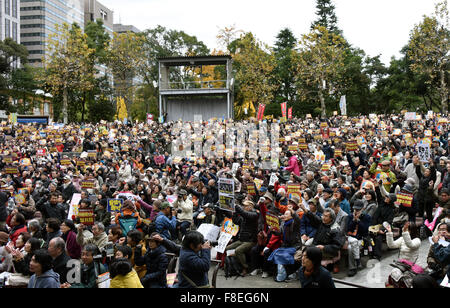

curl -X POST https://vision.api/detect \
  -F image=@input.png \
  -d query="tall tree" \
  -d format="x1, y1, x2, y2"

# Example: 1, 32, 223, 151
43, 23, 95, 123
107, 32, 145, 119
232, 33, 277, 119
273, 28, 297, 108
294, 26, 347, 117
0, 38, 30, 113
407, 0, 449, 113
311, 0, 342, 36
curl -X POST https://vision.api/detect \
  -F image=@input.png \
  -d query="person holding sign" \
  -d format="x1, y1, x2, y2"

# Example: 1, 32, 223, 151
225, 200, 259, 276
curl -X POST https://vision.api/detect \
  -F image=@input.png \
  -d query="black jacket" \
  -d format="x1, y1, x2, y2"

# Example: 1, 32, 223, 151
60, 183, 78, 203
279, 212, 302, 249
307, 211, 345, 257
0, 192, 8, 222
37, 201, 66, 221
135, 245, 168, 287
235, 205, 259, 243
372, 188, 396, 226
52, 252, 72, 284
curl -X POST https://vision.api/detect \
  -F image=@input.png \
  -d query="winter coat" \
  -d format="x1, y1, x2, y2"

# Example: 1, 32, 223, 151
178, 248, 210, 288
135, 244, 168, 287
433, 243, 450, 281
110, 269, 143, 288
52, 252, 72, 284
306, 212, 346, 257
9, 224, 27, 246
63, 230, 82, 259
300, 211, 322, 239
70, 262, 106, 288
346, 214, 371, 240
155, 212, 177, 240
28, 269, 60, 288
280, 212, 302, 249
285, 156, 300, 177
386, 231, 421, 263
37, 201, 66, 221
298, 266, 336, 288
0, 192, 8, 222
94, 206, 112, 227
13, 252, 33, 276
76, 231, 109, 251
0, 246, 13, 273
172, 198, 194, 223
118, 164, 133, 184
235, 204, 259, 243
60, 183, 78, 203
416, 165, 437, 205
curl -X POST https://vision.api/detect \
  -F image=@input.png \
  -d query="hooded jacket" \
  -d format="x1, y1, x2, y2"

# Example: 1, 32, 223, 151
110, 269, 143, 288
28, 269, 60, 288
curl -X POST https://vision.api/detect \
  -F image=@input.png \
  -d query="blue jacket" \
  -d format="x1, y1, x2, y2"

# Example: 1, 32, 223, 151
28, 269, 60, 288
135, 244, 168, 287
340, 199, 351, 215
177, 248, 210, 288
298, 266, 335, 288
433, 243, 450, 280
346, 213, 371, 240
300, 211, 322, 238
155, 212, 177, 240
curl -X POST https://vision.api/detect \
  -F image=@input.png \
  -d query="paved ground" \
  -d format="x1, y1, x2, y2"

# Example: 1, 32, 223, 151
210, 239, 431, 289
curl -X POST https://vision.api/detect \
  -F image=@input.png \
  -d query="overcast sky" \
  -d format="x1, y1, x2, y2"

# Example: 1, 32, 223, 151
101, 0, 437, 65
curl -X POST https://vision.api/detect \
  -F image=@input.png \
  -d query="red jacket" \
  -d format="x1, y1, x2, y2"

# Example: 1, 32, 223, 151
266, 233, 282, 251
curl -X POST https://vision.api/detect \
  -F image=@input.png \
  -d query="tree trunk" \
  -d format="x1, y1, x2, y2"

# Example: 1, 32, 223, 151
319, 87, 326, 118
81, 92, 86, 123
440, 68, 448, 114
63, 87, 68, 124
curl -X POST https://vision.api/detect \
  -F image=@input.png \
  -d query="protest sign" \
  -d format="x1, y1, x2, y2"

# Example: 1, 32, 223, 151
417, 143, 431, 162
68, 193, 81, 219
107, 199, 124, 213
265, 213, 280, 231
197, 224, 221, 243
218, 178, 235, 211
216, 233, 233, 254
346, 140, 359, 152
405, 112, 416, 121
4, 167, 18, 174
247, 183, 256, 196
396, 192, 413, 208
287, 184, 301, 200
3, 156, 12, 164
269, 173, 278, 187
36, 149, 46, 156
60, 159, 71, 166
221, 218, 240, 236
81, 180, 95, 189
14, 194, 26, 205
88, 151, 97, 158
78, 209, 95, 225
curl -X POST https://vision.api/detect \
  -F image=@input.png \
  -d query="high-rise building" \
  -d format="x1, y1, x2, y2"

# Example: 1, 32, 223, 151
20, 0, 85, 65
1, 0, 21, 44
84, 0, 113, 36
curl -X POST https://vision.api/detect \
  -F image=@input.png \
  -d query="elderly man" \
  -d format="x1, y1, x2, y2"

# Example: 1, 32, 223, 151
225, 200, 259, 276
298, 202, 346, 266
48, 237, 72, 284
370, 159, 397, 193
76, 222, 109, 251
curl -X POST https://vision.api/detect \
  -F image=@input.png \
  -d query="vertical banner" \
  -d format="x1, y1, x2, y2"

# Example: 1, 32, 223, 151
281, 102, 287, 120
288, 108, 293, 120
257, 104, 266, 121
339, 95, 347, 116
147, 113, 154, 124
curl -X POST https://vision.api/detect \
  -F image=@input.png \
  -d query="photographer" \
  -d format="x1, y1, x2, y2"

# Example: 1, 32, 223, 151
172, 190, 193, 238
154, 202, 177, 240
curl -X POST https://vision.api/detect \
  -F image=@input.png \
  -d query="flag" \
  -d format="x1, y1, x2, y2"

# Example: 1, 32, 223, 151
339, 95, 347, 116
257, 104, 266, 121
281, 102, 287, 119
288, 108, 293, 120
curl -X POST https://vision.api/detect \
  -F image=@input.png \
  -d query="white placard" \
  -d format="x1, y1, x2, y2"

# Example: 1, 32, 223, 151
196, 224, 221, 243
417, 143, 431, 162
215, 233, 233, 254
269, 173, 278, 187
68, 193, 81, 219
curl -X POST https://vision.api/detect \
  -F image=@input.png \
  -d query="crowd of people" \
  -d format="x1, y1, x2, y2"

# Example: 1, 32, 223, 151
0, 112, 449, 289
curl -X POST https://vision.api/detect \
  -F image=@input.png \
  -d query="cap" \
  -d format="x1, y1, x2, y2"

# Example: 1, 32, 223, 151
323, 188, 334, 195
159, 202, 170, 210
289, 195, 301, 205
259, 186, 268, 193
381, 160, 391, 166
242, 200, 255, 207
179, 189, 188, 196
353, 200, 364, 211
403, 185, 414, 193
263, 192, 274, 201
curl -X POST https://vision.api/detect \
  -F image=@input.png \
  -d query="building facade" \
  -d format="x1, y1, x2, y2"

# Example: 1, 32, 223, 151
84, 0, 112, 36
113, 23, 140, 34
20, 0, 85, 65
1, 0, 21, 43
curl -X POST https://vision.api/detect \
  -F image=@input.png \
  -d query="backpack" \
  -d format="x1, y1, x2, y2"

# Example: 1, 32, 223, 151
224, 256, 242, 278
118, 212, 138, 236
